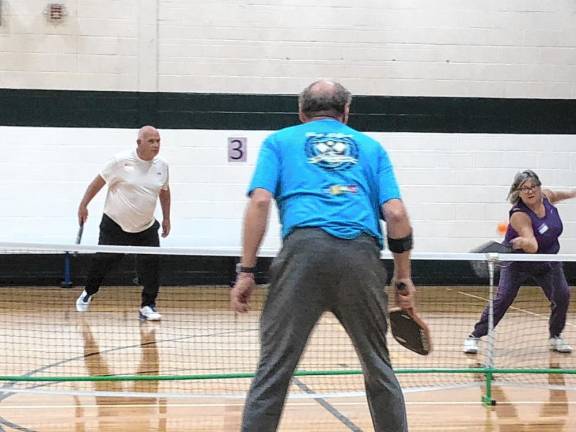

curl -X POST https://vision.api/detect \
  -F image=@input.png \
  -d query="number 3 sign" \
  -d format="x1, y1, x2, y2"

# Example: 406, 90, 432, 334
228, 137, 247, 162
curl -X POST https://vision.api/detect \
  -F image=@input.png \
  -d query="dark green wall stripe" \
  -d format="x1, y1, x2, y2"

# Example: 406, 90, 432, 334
2, 89, 576, 133
2, 255, 576, 286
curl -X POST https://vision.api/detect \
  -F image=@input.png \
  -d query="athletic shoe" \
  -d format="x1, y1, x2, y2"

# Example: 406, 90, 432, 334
549, 336, 572, 353
75, 290, 93, 312
139, 305, 162, 321
463, 336, 479, 354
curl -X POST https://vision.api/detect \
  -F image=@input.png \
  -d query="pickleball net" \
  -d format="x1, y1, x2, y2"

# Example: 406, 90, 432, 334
0, 242, 575, 403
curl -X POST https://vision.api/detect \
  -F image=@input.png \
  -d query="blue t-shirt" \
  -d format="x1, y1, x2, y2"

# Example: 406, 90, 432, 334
248, 118, 401, 248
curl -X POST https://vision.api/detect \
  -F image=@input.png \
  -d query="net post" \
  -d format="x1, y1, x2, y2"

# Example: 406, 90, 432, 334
482, 369, 496, 406
482, 254, 497, 406
60, 252, 73, 288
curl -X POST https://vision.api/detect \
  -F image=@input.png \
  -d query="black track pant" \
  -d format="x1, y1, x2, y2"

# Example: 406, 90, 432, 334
84, 214, 160, 307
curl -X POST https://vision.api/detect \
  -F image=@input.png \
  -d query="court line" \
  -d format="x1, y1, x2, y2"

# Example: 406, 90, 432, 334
2, 399, 576, 410
0, 388, 364, 399
293, 378, 363, 431
0, 383, 481, 400
455, 289, 576, 328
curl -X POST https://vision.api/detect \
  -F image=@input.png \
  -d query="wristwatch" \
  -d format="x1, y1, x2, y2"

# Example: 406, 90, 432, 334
236, 263, 256, 274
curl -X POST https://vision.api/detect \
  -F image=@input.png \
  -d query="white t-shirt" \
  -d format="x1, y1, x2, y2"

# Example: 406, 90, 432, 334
100, 149, 169, 233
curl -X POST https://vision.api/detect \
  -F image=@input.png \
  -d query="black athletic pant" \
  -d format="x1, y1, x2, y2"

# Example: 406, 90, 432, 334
84, 214, 160, 307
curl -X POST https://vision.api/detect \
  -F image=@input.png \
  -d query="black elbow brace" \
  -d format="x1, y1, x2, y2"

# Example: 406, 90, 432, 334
387, 233, 413, 253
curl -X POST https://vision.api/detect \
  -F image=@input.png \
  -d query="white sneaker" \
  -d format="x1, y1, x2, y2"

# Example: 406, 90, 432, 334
549, 336, 572, 353
463, 336, 479, 354
75, 290, 93, 312
139, 305, 162, 321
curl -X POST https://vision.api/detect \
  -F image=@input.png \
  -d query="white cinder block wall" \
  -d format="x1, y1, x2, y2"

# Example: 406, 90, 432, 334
1, 0, 575, 253
3, 0, 576, 96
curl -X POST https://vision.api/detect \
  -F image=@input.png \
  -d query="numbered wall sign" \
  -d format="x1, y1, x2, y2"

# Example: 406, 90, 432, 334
228, 137, 247, 162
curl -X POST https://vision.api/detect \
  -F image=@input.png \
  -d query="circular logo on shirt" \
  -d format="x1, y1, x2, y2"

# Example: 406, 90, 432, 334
305, 133, 359, 171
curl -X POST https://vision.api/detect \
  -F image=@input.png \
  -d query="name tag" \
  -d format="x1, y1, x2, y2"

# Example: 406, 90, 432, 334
538, 223, 549, 234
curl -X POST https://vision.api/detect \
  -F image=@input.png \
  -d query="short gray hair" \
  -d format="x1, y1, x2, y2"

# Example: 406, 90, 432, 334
298, 80, 352, 119
507, 170, 542, 204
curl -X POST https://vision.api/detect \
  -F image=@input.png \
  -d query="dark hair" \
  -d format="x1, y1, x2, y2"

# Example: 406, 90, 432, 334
507, 170, 542, 204
298, 80, 352, 119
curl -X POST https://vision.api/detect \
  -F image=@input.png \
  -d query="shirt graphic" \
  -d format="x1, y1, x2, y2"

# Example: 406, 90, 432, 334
305, 132, 359, 171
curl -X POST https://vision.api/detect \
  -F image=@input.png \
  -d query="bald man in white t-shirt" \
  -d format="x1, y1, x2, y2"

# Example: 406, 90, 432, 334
75, 125, 171, 320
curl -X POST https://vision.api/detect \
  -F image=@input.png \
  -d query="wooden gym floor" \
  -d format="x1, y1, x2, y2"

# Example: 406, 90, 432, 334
0, 284, 575, 431
1, 387, 575, 431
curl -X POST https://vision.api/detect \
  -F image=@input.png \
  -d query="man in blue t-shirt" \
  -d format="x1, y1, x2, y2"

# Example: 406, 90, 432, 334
231, 80, 416, 432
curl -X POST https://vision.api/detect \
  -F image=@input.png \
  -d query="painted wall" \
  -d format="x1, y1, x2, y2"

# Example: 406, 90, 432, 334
2, 126, 575, 253
1, 1, 575, 254
0, 0, 575, 97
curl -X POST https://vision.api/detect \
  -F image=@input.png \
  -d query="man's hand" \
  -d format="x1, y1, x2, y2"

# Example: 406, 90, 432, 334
78, 205, 88, 226
162, 219, 171, 237
392, 278, 416, 311
77, 175, 106, 226
230, 274, 256, 313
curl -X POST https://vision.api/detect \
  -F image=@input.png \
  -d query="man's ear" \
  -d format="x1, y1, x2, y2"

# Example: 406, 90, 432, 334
342, 104, 350, 124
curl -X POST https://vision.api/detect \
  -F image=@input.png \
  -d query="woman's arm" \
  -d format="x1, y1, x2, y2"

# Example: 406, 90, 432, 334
509, 211, 538, 253
542, 188, 576, 204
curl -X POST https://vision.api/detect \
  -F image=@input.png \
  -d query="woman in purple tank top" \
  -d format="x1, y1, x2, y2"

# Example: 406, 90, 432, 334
464, 170, 576, 355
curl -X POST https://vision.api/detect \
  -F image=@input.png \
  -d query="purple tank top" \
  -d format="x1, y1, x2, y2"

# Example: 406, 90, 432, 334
504, 197, 563, 254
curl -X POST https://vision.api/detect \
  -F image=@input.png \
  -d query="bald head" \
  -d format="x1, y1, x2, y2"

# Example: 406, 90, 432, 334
298, 80, 352, 123
136, 125, 161, 161
138, 125, 159, 141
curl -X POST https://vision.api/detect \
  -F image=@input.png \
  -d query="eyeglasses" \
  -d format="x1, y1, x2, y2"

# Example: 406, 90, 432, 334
518, 185, 539, 193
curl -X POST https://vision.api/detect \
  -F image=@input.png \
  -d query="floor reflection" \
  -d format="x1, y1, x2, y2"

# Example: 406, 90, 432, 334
489, 354, 569, 432
78, 318, 165, 431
